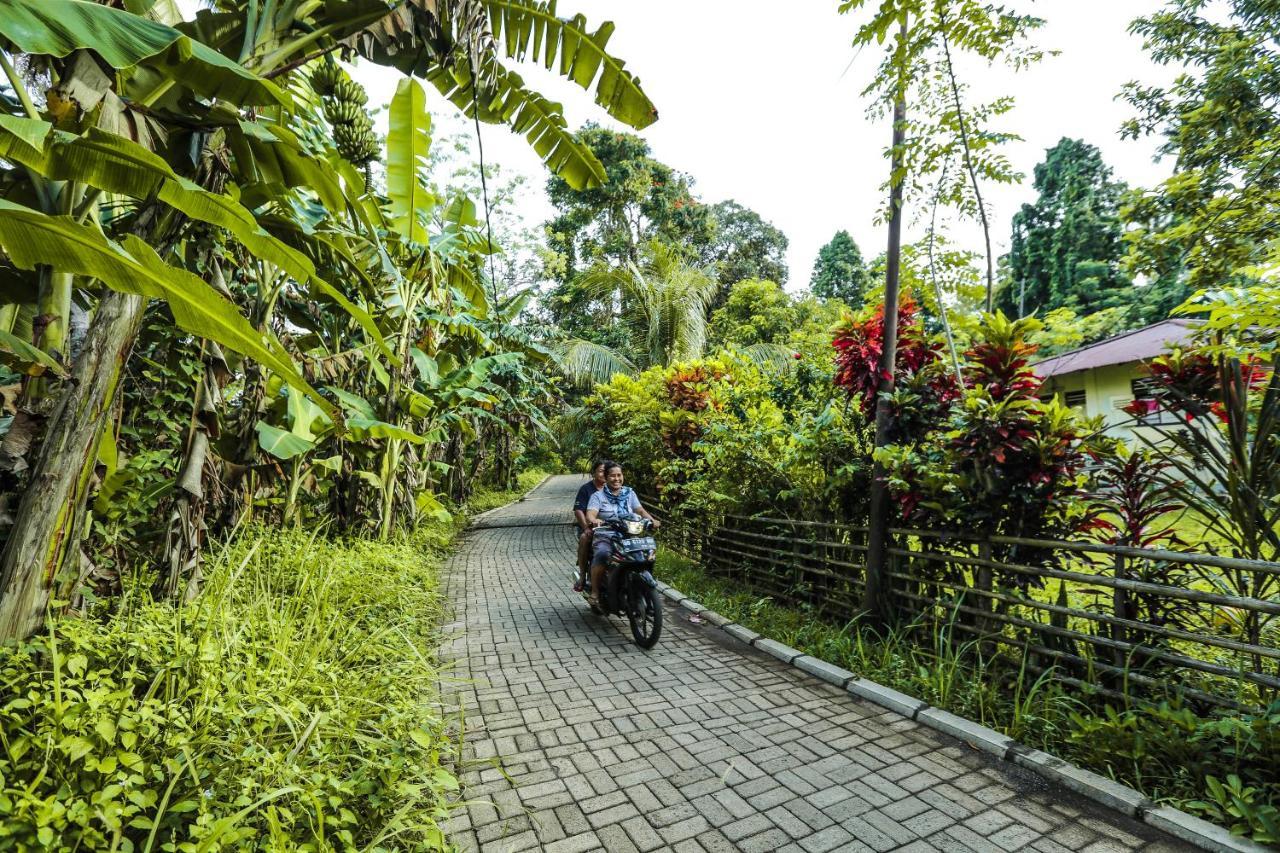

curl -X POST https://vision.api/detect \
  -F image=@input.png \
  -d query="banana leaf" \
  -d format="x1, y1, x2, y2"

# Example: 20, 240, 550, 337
0, 117, 392, 361
0, 329, 67, 378
484, 1, 657, 129
0, 0, 286, 107
0, 198, 334, 417
386, 78, 435, 243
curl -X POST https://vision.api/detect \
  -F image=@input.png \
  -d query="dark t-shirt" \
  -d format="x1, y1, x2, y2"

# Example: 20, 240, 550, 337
573, 482, 599, 513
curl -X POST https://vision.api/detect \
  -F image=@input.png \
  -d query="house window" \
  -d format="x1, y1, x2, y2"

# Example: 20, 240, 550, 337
1130, 378, 1178, 425
1064, 390, 1087, 410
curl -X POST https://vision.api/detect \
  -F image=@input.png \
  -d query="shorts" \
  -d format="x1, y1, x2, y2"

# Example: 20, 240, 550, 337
591, 535, 614, 565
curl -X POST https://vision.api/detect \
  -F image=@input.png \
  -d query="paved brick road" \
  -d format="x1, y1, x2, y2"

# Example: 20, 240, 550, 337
442, 475, 1189, 853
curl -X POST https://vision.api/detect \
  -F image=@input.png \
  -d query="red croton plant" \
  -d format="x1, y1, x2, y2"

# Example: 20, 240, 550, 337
1124, 347, 1268, 424
661, 364, 723, 458
832, 296, 959, 438
836, 310, 1098, 564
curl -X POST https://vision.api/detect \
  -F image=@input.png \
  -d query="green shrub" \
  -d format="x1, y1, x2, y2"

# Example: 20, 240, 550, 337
0, 526, 462, 851
1068, 702, 1280, 842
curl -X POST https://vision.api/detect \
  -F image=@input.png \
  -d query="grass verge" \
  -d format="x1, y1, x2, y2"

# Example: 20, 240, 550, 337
459, 469, 550, 516
0, 521, 470, 851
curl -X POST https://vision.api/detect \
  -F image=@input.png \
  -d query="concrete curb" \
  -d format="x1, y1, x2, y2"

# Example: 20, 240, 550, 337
653, 584, 1268, 853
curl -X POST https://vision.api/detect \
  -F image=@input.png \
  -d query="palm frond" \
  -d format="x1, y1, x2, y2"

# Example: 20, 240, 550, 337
735, 342, 797, 372
554, 338, 636, 388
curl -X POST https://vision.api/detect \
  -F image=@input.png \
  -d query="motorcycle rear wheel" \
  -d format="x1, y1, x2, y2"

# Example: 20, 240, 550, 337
627, 577, 662, 649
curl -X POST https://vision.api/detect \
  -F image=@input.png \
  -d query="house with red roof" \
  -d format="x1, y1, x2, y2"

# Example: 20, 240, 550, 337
1033, 318, 1200, 444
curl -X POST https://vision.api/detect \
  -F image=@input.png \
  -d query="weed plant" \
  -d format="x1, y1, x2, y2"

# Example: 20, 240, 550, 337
0, 525, 464, 851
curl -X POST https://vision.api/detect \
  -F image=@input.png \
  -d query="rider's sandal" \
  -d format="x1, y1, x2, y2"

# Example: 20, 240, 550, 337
572, 580, 584, 592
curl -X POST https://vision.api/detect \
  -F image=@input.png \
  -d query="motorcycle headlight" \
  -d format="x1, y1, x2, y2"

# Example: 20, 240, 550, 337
625, 520, 645, 536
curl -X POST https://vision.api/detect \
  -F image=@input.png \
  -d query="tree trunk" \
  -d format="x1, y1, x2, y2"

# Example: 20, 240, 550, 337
0, 291, 145, 641
862, 18, 909, 628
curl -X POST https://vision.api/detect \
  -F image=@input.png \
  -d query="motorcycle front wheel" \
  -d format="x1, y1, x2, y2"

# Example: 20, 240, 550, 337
626, 575, 662, 649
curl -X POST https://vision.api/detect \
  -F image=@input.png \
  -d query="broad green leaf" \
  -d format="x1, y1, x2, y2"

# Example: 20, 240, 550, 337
426, 58, 607, 190
0, 328, 67, 378
312, 455, 343, 472
285, 387, 331, 442
415, 490, 452, 524
410, 348, 440, 388
484, 1, 657, 129
0, 115, 51, 164
0, 199, 333, 417
240, 123, 346, 214
0, 0, 286, 107
346, 415, 425, 445
355, 470, 383, 489
255, 421, 315, 460
386, 78, 434, 243
326, 386, 376, 419
0, 123, 393, 361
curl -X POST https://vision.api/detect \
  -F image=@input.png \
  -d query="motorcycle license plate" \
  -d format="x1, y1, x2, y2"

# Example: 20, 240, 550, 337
620, 536, 656, 551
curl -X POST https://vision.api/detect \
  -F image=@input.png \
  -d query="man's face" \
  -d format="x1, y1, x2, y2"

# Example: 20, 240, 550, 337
606, 468, 624, 491
592, 465, 606, 486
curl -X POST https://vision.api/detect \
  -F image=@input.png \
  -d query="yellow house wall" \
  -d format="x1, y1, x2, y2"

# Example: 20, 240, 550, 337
1040, 361, 1166, 447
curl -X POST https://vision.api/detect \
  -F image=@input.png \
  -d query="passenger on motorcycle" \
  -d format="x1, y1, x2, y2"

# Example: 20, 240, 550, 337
584, 462, 659, 610
572, 459, 608, 592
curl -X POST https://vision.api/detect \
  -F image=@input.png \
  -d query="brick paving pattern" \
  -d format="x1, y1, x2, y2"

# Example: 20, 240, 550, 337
442, 476, 1190, 852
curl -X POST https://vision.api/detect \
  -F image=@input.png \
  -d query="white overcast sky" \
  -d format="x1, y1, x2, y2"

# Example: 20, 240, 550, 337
343, 1, 1176, 290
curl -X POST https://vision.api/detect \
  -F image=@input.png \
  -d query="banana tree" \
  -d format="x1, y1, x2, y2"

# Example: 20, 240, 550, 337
0, 0, 659, 640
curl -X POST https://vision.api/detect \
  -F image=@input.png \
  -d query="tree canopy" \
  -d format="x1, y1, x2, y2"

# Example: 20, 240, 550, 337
1120, 0, 1280, 291
810, 230, 868, 306
998, 138, 1132, 319
702, 200, 789, 297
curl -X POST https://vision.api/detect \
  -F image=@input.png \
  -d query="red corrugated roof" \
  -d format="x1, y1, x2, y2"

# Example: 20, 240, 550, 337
1033, 319, 1200, 378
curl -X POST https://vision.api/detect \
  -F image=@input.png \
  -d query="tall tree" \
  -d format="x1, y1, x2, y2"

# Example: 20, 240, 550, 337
810, 230, 868, 305
837, 0, 1046, 624
998, 138, 1132, 319
1121, 0, 1280, 291
702, 200, 789, 296
545, 125, 713, 278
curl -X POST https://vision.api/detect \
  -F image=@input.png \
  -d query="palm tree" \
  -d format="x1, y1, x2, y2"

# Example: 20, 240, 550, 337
559, 241, 719, 386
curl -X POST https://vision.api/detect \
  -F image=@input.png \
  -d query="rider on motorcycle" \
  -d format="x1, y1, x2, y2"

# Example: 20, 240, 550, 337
572, 459, 607, 592
584, 461, 659, 610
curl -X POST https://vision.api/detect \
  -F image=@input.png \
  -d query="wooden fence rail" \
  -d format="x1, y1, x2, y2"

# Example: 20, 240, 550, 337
641, 494, 1280, 712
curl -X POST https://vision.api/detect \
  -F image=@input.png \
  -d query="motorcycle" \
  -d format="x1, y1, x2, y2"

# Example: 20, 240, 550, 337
582, 515, 663, 648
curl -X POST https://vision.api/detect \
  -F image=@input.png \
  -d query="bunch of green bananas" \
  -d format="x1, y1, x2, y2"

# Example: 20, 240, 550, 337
309, 63, 378, 165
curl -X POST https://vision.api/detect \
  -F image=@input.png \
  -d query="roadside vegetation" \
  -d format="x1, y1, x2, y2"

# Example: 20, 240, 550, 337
658, 550, 1280, 840
1, 0, 1277, 847
561, 0, 1280, 843
0, 525, 460, 850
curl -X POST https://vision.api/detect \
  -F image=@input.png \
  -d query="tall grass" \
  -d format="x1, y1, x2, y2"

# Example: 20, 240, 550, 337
0, 524, 463, 851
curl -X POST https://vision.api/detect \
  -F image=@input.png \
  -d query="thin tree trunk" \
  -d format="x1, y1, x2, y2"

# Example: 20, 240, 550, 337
863, 18, 909, 628
927, 160, 964, 381
0, 291, 145, 641
939, 26, 996, 312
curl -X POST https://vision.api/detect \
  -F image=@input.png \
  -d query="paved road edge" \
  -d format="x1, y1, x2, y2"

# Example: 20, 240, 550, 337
653, 581, 1266, 853
465, 473, 556, 528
